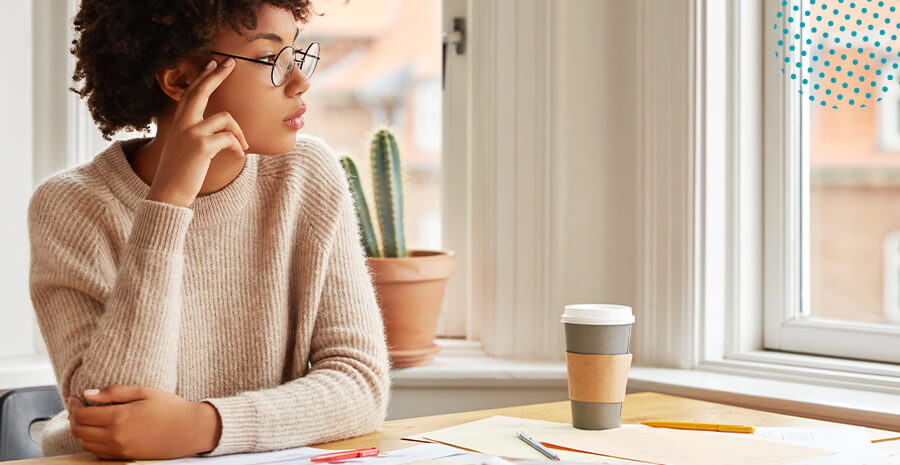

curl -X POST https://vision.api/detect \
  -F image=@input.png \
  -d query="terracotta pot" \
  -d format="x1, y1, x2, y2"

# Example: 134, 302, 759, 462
366, 250, 456, 368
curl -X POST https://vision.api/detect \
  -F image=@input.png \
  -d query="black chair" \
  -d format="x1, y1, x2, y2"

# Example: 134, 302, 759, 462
0, 386, 64, 461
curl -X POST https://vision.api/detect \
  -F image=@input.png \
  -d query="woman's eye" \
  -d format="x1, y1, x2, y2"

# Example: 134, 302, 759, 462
260, 55, 276, 62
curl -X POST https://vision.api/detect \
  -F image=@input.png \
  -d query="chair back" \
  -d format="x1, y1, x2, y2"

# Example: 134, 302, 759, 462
0, 386, 64, 461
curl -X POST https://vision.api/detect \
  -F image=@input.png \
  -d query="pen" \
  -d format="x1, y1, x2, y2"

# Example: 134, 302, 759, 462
310, 447, 380, 462
641, 421, 756, 433
516, 430, 560, 461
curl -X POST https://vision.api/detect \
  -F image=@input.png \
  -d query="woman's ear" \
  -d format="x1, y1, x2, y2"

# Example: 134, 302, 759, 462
155, 58, 203, 102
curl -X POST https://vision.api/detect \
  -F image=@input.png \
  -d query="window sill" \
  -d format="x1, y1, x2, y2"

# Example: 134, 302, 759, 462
0, 353, 55, 391
393, 340, 900, 432
390, 339, 567, 388
633, 365, 900, 434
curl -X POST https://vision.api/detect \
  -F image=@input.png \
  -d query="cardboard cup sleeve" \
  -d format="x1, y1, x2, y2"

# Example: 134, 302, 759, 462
565, 352, 633, 403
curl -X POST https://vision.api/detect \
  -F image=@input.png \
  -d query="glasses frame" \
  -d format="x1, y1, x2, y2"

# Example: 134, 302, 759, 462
210, 42, 320, 87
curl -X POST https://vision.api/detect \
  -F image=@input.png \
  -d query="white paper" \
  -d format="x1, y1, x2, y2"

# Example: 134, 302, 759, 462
865, 450, 900, 465
752, 426, 873, 453
713, 426, 894, 465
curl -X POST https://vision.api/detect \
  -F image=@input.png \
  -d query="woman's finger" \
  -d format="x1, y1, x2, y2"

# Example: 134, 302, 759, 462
84, 384, 147, 404
192, 111, 249, 150
172, 58, 221, 123
175, 57, 237, 127
71, 422, 108, 443
71, 404, 117, 427
204, 132, 246, 159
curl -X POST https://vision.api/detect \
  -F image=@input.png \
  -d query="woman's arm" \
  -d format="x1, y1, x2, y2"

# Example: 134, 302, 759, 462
29, 182, 193, 407
198, 187, 391, 456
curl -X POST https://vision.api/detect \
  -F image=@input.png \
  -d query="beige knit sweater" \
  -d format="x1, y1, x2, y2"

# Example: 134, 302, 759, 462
27, 135, 391, 457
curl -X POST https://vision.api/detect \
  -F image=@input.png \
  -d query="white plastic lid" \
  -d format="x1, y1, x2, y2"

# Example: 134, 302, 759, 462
561, 304, 635, 325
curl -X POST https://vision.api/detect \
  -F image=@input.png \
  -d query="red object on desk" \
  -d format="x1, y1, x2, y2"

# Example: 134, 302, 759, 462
310, 447, 380, 462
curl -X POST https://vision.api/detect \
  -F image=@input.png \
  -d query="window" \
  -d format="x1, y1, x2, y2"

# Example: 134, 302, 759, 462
301, 0, 442, 252
764, 0, 900, 364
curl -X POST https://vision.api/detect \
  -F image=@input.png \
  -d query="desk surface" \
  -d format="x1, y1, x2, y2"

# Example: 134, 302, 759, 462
11, 392, 900, 464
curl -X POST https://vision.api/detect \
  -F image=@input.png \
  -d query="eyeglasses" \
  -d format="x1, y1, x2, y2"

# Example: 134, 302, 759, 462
210, 42, 320, 87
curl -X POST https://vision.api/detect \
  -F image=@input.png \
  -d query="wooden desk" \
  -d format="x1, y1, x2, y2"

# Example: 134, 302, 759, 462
10, 392, 900, 464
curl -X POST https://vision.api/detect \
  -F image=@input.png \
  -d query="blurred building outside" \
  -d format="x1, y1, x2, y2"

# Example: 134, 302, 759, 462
806, 0, 900, 324
300, 0, 443, 253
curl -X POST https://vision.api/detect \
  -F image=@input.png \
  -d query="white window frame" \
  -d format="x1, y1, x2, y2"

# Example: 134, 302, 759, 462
877, 60, 900, 152
884, 231, 900, 325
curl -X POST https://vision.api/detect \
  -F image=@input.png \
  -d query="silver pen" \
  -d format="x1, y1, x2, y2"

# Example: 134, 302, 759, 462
516, 430, 560, 461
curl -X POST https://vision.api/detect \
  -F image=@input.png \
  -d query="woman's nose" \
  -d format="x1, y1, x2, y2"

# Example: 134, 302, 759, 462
289, 66, 311, 95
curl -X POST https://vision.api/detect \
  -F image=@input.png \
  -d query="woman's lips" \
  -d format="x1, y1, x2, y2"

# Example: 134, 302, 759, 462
283, 115, 304, 130
283, 107, 306, 130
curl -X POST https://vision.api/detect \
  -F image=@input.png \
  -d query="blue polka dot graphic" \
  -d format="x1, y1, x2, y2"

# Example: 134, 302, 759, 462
776, 0, 900, 109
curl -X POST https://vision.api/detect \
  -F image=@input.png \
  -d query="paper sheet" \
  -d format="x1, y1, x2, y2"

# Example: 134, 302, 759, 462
544, 425, 838, 465
403, 415, 646, 464
403, 416, 586, 445
752, 426, 872, 451
717, 426, 893, 465
866, 451, 900, 465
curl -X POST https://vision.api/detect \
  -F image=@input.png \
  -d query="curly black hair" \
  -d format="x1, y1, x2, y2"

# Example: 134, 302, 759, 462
69, 1, 324, 140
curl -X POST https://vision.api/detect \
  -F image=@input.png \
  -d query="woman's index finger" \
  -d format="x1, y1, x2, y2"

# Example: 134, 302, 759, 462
171, 58, 218, 122
176, 58, 235, 125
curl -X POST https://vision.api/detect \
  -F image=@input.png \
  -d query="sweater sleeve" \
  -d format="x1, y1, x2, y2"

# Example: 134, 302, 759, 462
199, 180, 392, 456
29, 182, 194, 407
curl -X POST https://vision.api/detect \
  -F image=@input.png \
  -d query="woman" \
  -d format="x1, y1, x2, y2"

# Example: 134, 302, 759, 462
28, 0, 390, 459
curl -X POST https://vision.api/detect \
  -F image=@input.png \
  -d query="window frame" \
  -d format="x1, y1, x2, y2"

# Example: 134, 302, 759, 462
877, 59, 900, 152
885, 231, 900, 325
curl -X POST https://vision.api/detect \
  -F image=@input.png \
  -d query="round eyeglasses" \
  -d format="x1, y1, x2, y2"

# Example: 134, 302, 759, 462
210, 42, 320, 87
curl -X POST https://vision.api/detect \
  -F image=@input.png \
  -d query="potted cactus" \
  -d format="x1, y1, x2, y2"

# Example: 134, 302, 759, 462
340, 128, 455, 368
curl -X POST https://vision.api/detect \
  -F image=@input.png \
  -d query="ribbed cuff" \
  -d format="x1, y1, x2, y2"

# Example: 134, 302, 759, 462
199, 394, 260, 456
127, 199, 194, 254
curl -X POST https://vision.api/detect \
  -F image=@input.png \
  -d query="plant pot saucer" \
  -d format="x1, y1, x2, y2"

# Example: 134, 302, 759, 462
389, 344, 441, 369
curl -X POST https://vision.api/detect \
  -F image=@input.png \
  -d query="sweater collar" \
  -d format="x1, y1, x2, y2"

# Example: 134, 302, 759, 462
94, 137, 258, 227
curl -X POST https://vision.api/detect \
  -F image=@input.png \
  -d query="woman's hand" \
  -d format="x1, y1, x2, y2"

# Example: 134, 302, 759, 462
147, 57, 250, 208
67, 385, 222, 460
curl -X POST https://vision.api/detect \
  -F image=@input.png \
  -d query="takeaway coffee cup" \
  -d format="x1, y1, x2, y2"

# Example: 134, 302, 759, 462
562, 304, 634, 430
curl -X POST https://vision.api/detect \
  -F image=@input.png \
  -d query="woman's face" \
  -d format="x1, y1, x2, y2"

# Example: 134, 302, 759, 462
199, 4, 311, 155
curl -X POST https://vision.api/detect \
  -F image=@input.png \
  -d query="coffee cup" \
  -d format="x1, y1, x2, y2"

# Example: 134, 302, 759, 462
562, 304, 634, 430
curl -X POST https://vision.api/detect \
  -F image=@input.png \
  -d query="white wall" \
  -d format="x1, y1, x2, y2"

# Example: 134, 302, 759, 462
549, 0, 638, 352
0, 1, 36, 358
